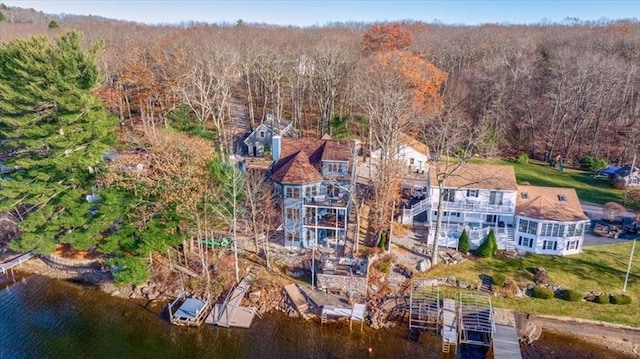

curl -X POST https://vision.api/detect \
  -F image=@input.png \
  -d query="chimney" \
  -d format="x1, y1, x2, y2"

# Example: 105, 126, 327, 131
272, 135, 281, 163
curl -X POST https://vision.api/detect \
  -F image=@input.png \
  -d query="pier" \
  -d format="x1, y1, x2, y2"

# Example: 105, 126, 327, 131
0, 252, 35, 276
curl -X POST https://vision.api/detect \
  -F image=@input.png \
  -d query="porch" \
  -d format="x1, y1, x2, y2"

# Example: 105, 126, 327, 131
439, 200, 514, 214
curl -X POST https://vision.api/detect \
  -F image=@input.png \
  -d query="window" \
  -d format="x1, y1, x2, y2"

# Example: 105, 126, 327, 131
443, 189, 455, 202
409, 158, 415, 165
521, 192, 529, 199
540, 223, 564, 237
486, 215, 497, 223
518, 236, 534, 248
259, 131, 265, 138
285, 187, 300, 199
519, 219, 538, 235
543, 240, 558, 251
558, 194, 567, 202
327, 184, 339, 197
305, 186, 318, 197
567, 240, 580, 250
286, 208, 299, 220
466, 189, 479, 198
326, 162, 342, 173
489, 191, 504, 205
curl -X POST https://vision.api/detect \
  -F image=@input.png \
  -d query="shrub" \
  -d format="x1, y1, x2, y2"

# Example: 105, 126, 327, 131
492, 273, 507, 287
48, 20, 59, 28
533, 267, 549, 284
515, 153, 529, 164
595, 295, 610, 304
107, 256, 150, 286
458, 229, 470, 253
0, 11, 6, 22
610, 294, 632, 305
562, 289, 583, 302
531, 286, 554, 299
579, 156, 607, 173
477, 229, 497, 258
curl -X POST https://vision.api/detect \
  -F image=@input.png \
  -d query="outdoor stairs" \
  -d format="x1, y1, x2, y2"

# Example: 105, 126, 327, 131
409, 198, 431, 217
479, 275, 493, 294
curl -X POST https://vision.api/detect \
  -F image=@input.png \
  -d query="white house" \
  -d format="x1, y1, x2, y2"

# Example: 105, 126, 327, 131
402, 163, 590, 256
420, 163, 519, 249
371, 133, 430, 173
514, 185, 590, 255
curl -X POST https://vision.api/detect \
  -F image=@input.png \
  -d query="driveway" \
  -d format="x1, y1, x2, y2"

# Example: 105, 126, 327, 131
581, 202, 637, 246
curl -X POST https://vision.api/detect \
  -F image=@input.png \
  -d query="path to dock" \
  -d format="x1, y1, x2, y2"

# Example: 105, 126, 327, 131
493, 309, 523, 359
0, 252, 35, 275
215, 276, 252, 327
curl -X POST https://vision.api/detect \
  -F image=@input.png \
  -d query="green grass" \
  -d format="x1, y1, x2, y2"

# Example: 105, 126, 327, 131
423, 242, 640, 326
471, 158, 624, 205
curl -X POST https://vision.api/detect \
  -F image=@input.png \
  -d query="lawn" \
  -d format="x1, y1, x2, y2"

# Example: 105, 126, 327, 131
471, 158, 625, 206
423, 241, 640, 327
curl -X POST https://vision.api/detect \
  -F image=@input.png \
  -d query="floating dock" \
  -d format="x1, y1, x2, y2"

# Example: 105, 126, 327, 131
209, 276, 257, 328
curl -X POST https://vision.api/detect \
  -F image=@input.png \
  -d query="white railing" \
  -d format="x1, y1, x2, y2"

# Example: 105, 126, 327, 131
409, 198, 431, 217
437, 201, 514, 214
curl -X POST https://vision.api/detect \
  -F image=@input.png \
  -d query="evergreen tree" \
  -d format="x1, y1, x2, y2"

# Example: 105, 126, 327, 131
0, 11, 6, 22
458, 229, 470, 253
48, 20, 59, 28
0, 32, 117, 253
477, 229, 498, 258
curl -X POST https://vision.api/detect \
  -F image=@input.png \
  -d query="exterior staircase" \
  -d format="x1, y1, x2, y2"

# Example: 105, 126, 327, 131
408, 198, 431, 217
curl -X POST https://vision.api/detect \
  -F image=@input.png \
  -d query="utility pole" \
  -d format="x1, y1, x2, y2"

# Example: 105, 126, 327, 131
623, 238, 636, 292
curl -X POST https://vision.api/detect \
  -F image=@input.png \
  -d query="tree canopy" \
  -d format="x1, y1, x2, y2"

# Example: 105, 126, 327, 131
0, 31, 117, 253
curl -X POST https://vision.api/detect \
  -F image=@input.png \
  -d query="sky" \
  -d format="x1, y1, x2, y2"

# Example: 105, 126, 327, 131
3, 0, 639, 26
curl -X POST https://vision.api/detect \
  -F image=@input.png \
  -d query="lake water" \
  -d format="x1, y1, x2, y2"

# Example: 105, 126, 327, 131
0, 275, 633, 359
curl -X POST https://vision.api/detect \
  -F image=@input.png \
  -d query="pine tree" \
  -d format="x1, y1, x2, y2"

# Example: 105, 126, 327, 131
48, 20, 59, 28
477, 229, 498, 258
0, 11, 6, 22
458, 229, 470, 253
0, 32, 117, 253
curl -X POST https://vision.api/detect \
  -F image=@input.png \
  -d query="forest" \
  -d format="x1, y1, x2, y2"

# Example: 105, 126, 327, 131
0, 5, 639, 284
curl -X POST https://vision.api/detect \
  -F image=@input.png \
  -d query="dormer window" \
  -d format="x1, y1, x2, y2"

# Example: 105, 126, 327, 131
521, 192, 529, 199
558, 194, 567, 202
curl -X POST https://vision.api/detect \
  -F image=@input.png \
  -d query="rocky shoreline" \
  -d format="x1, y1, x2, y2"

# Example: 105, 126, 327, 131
6, 254, 640, 358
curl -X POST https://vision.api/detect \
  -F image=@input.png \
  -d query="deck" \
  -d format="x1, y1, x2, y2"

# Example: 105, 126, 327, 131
0, 252, 35, 275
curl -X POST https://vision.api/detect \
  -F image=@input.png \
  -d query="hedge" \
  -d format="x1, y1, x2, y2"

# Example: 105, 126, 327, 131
595, 295, 610, 304
531, 286, 554, 299
562, 289, 583, 302
610, 294, 632, 305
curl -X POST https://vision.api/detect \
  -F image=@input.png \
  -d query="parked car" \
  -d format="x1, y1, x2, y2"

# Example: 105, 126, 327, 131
622, 218, 639, 234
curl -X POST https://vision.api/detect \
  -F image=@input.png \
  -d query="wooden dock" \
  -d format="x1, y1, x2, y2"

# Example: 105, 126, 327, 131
441, 298, 457, 354
211, 276, 256, 328
0, 252, 35, 275
493, 324, 523, 359
283, 283, 308, 314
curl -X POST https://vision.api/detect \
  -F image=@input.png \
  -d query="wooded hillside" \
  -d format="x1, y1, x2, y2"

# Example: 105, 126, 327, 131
1, 6, 638, 164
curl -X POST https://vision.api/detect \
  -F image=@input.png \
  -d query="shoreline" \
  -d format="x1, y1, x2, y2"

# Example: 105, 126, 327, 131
4, 255, 640, 358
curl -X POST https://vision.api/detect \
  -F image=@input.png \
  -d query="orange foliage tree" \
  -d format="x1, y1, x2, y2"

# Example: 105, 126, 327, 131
362, 23, 413, 52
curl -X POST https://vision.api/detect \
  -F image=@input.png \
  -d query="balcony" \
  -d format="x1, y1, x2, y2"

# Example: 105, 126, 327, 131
436, 200, 514, 214
303, 215, 346, 228
303, 195, 348, 208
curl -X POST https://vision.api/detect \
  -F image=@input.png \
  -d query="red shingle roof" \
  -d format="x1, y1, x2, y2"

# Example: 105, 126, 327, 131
271, 138, 354, 184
